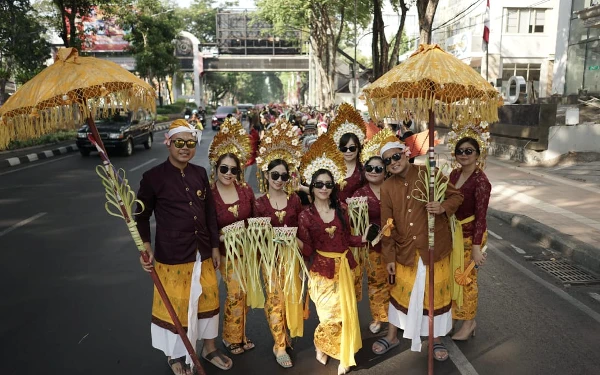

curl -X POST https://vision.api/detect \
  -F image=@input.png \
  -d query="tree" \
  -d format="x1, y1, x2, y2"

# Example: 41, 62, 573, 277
204, 72, 238, 106
0, 0, 51, 104
49, 0, 115, 48
416, 0, 439, 44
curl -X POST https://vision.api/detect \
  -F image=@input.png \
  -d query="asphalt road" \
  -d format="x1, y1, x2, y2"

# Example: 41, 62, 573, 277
1, 128, 600, 375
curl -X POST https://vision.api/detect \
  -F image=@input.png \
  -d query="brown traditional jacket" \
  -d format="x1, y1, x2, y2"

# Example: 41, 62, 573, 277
381, 164, 463, 266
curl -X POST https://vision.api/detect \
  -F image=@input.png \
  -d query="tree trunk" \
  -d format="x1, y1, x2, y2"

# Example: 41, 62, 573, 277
68, 0, 78, 47
417, 0, 439, 44
371, 0, 384, 80
387, 0, 409, 72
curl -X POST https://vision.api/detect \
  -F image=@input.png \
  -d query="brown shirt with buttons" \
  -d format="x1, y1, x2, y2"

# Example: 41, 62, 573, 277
136, 159, 220, 264
381, 164, 463, 267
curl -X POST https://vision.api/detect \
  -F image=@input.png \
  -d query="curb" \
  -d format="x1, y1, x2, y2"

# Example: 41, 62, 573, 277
488, 207, 600, 276
0, 122, 171, 170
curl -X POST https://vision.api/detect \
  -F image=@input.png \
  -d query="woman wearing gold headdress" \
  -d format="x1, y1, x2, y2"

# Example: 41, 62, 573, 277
254, 119, 305, 368
447, 122, 492, 341
208, 118, 256, 355
328, 103, 367, 203
351, 129, 398, 335
297, 136, 370, 375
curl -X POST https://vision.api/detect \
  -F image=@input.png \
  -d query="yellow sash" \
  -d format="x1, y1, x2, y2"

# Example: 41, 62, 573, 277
450, 215, 475, 308
316, 250, 362, 367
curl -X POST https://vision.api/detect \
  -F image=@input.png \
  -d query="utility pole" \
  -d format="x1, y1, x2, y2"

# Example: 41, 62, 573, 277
353, 0, 358, 108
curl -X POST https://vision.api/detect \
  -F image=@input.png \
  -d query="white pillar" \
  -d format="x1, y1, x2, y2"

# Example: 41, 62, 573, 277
553, 0, 573, 96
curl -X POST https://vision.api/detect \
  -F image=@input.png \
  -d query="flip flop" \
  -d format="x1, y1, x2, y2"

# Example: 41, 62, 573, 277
242, 338, 255, 351
372, 337, 400, 355
274, 351, 293, 368
202, 349, 233, 370
433, 342, 449, 362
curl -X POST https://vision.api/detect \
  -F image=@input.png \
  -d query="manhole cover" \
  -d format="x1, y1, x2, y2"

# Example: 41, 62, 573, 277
533, 260, 600, 285
506, 179, 546, 186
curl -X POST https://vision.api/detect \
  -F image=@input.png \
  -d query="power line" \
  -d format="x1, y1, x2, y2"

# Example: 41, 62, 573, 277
432, 0, 484, 32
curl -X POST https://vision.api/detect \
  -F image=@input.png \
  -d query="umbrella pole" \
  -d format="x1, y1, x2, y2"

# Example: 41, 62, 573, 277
427, 110, 436, 375
86, 116, 207, 375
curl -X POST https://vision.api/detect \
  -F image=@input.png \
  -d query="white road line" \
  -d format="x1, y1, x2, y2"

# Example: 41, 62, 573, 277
443, 337, 480, 375
489, 242, 600, 325
130, 158, 157, 172
589, 293, 600, 304
511, 244, 527, 254
488, 230, 502, 240
0, 212, 47, 237
0, 154, 76, 176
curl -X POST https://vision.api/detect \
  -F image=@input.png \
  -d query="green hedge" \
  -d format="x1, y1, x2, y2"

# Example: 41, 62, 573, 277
6, 129, 77, 151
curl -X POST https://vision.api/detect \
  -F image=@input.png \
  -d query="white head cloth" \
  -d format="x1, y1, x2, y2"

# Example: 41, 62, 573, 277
380, 141, 405, 157
167, 123, 197, 139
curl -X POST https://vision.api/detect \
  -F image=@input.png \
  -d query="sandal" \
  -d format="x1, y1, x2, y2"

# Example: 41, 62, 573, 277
274, 351, 293, 368
316, 349, 328, 365
242, 338, 255, 351
369, 321, 382, 334
372, 337, 400, 355
202, 349, 233, 370
222, 340, 245, 355
167, 356, 192, 375
433, 342, 449, 362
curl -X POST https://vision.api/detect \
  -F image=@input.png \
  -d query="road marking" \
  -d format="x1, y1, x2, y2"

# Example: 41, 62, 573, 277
130, 158, 157, 172
0, 154, 76, 176
511, 244, 526, 254
488, 230, 502, 240
443, 337, 480, 375
589, 293, 600, 304
0, 212, 47, 237
489, 242, 600, 325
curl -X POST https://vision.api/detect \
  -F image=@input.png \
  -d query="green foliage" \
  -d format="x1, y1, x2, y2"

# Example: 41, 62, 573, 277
6, 129, 77, 150
47, 0, 115, 48
178, 0, 217, 43
155, 114, 169, 122
204, 72, 285, 106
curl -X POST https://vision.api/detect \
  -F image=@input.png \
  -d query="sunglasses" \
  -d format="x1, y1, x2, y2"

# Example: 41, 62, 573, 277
219, 165, 240, 175
383, 153, 403, 165
172, 139, 197, 149
339, 145, 358, 153
270, 171, 290, 181
455, 148, 476, 156
365, 164, 384, 173
312, 181, 335, 190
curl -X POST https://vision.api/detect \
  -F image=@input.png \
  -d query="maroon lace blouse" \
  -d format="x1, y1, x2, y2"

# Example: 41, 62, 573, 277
297, 204, 364, 279
337, 165, 364, 203
352, 184, 382, 253
254, 193, 303, 227
449, 168, 492, 245
212, 182, 256, 255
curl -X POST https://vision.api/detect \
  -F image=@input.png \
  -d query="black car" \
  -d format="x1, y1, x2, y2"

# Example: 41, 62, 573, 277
76, 109, 155, 156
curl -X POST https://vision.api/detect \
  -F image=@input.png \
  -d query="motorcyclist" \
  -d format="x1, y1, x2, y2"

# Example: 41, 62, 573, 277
188, 110, 204, 143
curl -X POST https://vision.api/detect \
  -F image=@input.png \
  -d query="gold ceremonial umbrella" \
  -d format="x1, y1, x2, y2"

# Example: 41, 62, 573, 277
0, 48, 207, 375
363, 44, 501, 375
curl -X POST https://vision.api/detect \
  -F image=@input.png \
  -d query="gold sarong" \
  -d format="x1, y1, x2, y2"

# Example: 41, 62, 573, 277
151, 258, 219, 332
262, 266, 294, 350
367, 251, 390, 323
452, 234, 487, 320
450, 215, 474, 308
310, 250, 362, 368
220, 255, 249, 344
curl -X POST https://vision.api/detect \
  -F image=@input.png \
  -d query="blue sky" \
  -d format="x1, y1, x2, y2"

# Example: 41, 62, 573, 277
175, 0, 256, 9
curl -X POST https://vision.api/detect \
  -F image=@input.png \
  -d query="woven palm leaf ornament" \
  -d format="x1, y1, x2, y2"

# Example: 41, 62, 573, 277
222, 220, 248, 293
208, 117, 251, 184
245, 217, 272, 309
346, 196, 370, 270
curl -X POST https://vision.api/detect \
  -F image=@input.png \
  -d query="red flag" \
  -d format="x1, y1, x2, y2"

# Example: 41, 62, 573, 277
403, 130, 440, 157
483, 0, 490, 52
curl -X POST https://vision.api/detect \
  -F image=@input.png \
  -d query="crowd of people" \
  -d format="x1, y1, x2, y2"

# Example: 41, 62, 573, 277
135, 102, 492, 375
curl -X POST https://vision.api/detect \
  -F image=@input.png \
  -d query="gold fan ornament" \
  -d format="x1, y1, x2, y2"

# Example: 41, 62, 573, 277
446, 121, 491, 169
299, 135, 347, 185
360, 128, 399, 163
208, 117, 251, 184
328, 103, 367, 146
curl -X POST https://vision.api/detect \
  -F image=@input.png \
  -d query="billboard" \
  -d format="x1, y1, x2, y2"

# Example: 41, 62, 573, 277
79, 7, 130, 52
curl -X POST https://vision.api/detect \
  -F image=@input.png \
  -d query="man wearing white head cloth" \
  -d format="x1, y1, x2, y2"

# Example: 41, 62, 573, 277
136, 119, 233, 374
372, 141, 463, 363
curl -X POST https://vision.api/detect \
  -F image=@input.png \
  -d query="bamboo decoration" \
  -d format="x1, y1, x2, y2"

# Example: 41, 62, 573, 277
222, 220, 248, 293
274, 226, 310, 304
346, 196, 370, 269
245, 217, 271, 309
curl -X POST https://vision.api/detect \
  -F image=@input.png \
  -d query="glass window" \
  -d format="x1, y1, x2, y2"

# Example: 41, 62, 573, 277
506, 9, 518, 33
565, 43, 586, 94
506, 8, 547, 33
572, 0, 593, 14
584, 40, 600, 93
502, 63, 516, 81
519, 10, 530, 33
533, 10, 545, 33
528, 64, 542, 81
569, 17, 587, 45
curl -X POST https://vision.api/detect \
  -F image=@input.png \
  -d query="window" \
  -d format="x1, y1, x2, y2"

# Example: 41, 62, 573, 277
505, 8, 546, 33
501, 62, 542, 95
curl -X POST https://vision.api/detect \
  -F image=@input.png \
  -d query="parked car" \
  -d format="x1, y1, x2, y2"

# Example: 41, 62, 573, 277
76, 109, 155, 156
211, 105, 239, 130
237, 103, 254, 119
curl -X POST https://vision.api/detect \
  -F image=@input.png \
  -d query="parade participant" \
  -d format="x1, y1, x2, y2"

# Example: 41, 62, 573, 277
137, 119, 232, 374
302, 119, 319, 151
373, 141, 463, 362
328, 103, 367, 203
254, 119, 305, 368
207, 117, 256, 356
447, 123, 492, 341
352, 129, 398, 334
297, 136, 370, 375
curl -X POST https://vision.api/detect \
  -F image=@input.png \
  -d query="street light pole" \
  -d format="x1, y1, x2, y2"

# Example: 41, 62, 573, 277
353, 0, 358, 108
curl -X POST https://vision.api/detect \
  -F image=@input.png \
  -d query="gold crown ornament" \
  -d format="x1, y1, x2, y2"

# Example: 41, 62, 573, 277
256, 119, 303, 193
208, 117, 251, 183
328, 103, 367, 146
299, 135, 346, 185
446, 121, 490, 169
360, 128, 399, 163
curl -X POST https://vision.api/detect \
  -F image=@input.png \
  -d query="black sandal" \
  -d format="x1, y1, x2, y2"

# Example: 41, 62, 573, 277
167, 356, 191, 375
242, 338, 255, 351
222, 340, 245, 355
433, 342, 449, 362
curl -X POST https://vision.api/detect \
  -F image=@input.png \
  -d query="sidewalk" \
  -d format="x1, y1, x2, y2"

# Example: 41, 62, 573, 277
0, 122, 170, 170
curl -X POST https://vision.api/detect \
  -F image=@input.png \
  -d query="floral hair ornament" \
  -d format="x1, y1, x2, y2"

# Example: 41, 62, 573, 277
328, 103, 367, 145
299, 135, 346, 185
164, 119, 197, 146
256, 119, 303, 193
360, 128, 398, 163
208, 117, 251, 183
446, 120, 490, 169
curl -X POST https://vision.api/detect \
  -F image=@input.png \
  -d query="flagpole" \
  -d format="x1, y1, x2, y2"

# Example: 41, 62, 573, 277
486, 47, 489, 82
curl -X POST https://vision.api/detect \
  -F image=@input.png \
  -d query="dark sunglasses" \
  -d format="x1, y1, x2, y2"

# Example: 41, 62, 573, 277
365, 164, 384, 173
219, 165, 240, 175
270, 171, 290, 181
339, 145, 358, 153
383, 153, 402, 165
172, 139, 197, 149
312, 181, 334, 190
455, 148, 476, 156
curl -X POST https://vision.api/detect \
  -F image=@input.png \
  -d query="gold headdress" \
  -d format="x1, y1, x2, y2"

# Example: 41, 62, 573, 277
446, 121, 490, 169
299, 135, 346, 185
328, 103, 367, 146
256, 119, 303, 193
208, 117, 251, 182
360, 128, 399, 163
